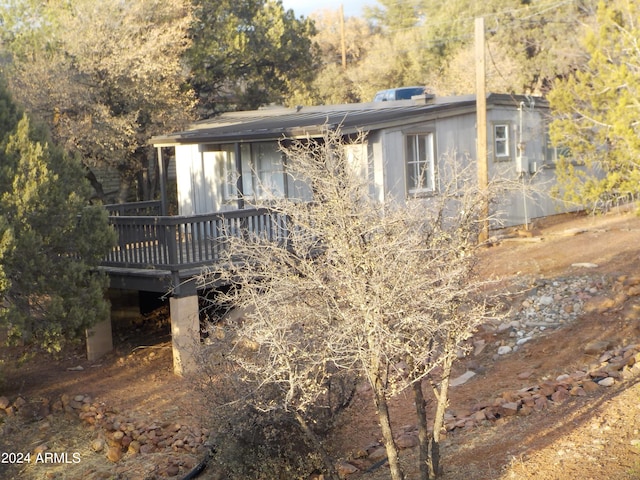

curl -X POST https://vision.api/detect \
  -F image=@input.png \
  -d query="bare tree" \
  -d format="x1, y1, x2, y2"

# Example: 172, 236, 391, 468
199, 130, 495, 479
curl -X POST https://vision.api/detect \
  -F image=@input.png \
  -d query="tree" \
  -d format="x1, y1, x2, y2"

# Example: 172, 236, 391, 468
0, 80, 115, 352
548, 0, 640, 211
186, 0, 317, 114
199, 131, 493, 479
0, 0, 196, 202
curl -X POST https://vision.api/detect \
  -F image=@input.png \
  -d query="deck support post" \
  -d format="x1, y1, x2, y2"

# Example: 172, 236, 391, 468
169, 293, 200, 376
86, 317, 114, 362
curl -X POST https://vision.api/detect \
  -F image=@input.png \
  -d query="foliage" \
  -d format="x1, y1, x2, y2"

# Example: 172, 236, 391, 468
0, 82, 115, 352
186, 0, 317, 114
0, 0, 196, 202
548, 0, 640, 211
198, 333, 350, 479
199, 131, 492, 479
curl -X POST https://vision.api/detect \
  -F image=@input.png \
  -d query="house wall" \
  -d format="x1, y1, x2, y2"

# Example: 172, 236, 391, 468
372, 105, 577, 227
172, 103, 580, 228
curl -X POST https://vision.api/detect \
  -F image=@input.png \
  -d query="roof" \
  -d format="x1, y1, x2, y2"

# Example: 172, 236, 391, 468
151, 93, 547, 147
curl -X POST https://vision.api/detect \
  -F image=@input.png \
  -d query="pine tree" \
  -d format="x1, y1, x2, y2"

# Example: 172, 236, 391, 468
548, 0, 640, 210
0, 81, 115, 352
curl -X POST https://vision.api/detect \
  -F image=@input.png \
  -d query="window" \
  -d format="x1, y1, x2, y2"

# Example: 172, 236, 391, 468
213, 146, 238, 202
240, 142, 286, 201
405, 133, 435, 195
493, 123, 511, 161
544, 132, 571, 166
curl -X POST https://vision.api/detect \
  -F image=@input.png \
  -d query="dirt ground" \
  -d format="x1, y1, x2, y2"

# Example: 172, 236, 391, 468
1, 208, 640, 480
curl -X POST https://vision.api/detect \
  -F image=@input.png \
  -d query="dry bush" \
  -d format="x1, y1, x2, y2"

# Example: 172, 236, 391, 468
197, 129, 496, 480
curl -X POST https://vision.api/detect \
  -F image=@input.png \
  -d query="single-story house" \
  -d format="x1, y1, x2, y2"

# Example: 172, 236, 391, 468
95, 93, 579, 375
151, 92, 574, 228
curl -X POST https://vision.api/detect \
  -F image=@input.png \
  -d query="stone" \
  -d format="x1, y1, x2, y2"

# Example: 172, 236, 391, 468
584, 340, 611, 355
0, 396, 10, 410
598, 377, 615, 387
165, 465, 180, 476
128, 441, 141, 454
571, 263, 598, 269
396, 433, 418, 449
367, 446, 387, 462
497, 346, 512, 355
498, 402, 519, 416
517, 371, 533, 380
139, 443, 156, 454
13, 397, 26, 409
106, 446, 122, 463
337, 461, 359, 476
90, 438, 104, 453
551, 388, 570, 404
539, 296, 554, 306
450, 370, 476, 387
534, 396, 549, 411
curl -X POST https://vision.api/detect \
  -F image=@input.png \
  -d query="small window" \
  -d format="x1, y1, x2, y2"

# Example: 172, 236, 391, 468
405, 133, 435, 195
494, 123, 511, 161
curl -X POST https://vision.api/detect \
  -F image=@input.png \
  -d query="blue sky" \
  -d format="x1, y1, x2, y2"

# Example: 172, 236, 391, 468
281, 0, 375, 18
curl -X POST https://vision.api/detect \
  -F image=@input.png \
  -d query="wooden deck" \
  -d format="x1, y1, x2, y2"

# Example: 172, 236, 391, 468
101, 204, 289, 294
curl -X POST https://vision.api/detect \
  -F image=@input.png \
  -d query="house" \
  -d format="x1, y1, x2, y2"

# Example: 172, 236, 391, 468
152, 93, 568, 227
94, 93, 578, 374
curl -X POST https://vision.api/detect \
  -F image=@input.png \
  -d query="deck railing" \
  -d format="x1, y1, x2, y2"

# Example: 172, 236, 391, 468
104, 200, 162, 217
102, 208, 289, 272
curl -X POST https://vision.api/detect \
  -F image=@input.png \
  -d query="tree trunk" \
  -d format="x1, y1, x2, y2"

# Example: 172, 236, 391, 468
293, 410, 341, 480
372, 376, 404, 480
428, 356, 453, 478
413, 380, 430, 480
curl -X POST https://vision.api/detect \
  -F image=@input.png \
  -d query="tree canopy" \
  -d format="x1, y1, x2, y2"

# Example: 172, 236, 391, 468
0, 0, 196, 202
548, 0, 640, 210
0, 78, 115, 352
186, 0, 318, 114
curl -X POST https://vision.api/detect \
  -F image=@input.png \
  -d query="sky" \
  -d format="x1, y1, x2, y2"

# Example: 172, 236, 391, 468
281, 0, 374, 18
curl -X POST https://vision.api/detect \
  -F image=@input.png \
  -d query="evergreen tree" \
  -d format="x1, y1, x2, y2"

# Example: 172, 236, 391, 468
187, 0, 317, 114
548, 0, 640, 210
0, 81, 115, 352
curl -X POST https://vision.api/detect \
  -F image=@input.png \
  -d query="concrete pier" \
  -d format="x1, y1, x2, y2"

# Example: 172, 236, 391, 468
169, 294, 200, 376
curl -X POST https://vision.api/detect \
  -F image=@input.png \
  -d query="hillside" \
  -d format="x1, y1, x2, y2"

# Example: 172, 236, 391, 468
1, 209, 640, 480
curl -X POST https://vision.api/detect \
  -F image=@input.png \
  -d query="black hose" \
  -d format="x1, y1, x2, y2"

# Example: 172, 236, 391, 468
180, 444, 216, 480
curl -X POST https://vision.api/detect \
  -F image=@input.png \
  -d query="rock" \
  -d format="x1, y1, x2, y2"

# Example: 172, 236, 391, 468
165, 464, 180, 476
13, 397, 26, 409
582, 381, 598, 393
571, 262, 598, 269
497, 346, 512, 355
498, 402, 519, 416
539, 295, 554, 306
584, 340, 612, 355
106, 445, 122, 463
598, 377, 615, 387
551, 388, 570, 404
66, 365, 84, 371
367, 446, 387, 462
473, 339, 486, 356
396, 433, 418, 449
91, 439, 105, 453
0, 396, 10, 410
128, 441, 141, 454
337, 461, 359, 476
139, 443, 156, 454
450, 370, 476, 387
517, 371, 533, 380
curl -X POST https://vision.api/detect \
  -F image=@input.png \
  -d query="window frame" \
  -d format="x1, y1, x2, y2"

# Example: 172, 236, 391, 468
492, 122, 513, 162
404, 132, 436, 196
